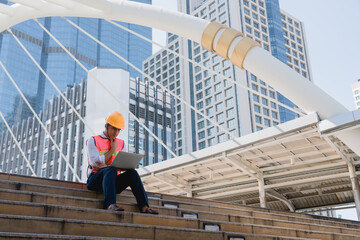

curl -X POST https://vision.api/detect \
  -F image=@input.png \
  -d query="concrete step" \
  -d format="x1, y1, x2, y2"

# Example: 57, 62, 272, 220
0, 179, 162, 206
1, 183, 359, 233
1, 173, 359, 239
1, 173, 359, 231
0, 232, 148, 240
0, 172, 87, 190
1, 200, 360, 239
0, 214, 326, 240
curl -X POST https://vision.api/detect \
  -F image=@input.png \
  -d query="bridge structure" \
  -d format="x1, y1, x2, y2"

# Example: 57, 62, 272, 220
0, 0, 359, 219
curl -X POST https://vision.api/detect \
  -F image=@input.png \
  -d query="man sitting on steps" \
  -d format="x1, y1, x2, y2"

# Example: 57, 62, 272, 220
86, 112, 158, 214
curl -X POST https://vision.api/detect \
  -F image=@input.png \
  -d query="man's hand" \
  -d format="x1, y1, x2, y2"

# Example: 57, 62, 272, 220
111, 138, 118, 150
92, 161, 107, 171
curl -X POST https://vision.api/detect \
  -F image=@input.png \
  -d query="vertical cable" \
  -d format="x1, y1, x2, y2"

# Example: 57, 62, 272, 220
0, 61, 81, 182
63, 17, 238, 140
0, 111, 37, 176
34, 18, 177, 158
6, 28, 96, 136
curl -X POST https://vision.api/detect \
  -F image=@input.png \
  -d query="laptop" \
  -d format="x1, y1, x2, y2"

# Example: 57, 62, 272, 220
109, 151, 143, 169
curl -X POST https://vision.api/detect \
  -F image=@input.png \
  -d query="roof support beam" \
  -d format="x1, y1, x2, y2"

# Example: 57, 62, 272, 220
222, 155, 260, 180
267, 189, 295, 212
198, 171, 359, 199
323, 136, 352, 165
151, 173, 187, 195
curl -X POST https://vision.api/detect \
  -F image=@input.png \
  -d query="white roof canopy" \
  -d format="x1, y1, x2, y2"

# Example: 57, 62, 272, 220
139, 112, 360, 211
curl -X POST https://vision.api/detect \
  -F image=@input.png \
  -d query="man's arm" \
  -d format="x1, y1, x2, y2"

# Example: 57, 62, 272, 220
87, 137, 118, 170
87, 137, 104, 166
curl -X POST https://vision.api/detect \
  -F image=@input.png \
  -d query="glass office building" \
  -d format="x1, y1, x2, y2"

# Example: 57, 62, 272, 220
143, 0, 313, 155
0, 0, 152, 131
0, 74, 174, 182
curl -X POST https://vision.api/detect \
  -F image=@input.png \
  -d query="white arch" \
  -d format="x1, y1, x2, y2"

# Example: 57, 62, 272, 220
0, 0, 359, 156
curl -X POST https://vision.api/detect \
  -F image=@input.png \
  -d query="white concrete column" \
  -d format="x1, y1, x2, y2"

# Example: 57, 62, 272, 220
258, 177, 267, 208
187, 184, 193, 198
348, 161, 360, 220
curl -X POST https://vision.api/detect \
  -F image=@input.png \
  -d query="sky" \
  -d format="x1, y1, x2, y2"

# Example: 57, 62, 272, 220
152, 0, 360, 111
152, 0, 359, 221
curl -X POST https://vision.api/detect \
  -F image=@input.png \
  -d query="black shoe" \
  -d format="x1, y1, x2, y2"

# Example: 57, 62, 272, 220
107, 204, 124, 211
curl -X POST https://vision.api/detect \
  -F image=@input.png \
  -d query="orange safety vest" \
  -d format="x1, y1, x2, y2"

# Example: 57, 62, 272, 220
91, 135, 124, 175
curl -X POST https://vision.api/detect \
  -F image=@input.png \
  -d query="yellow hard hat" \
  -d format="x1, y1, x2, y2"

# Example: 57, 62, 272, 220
105, 112, 125, 130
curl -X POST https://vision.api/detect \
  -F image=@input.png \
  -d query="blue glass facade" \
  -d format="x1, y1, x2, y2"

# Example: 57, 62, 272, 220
265, 0, 298, 123
0, 0, 152, 130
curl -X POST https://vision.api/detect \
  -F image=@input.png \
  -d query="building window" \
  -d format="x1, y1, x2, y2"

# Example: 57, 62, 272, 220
269, 91, 275, 99
216, 102, 224, 112
246, 26, 252, 34
262, 98, 268, 105
197, 141, 205, 150
215, 83, 222, 92
219, 13, 226, 21
271, 102, 277, 109
261, 88, 267, 95
208, 127, 215, 136
244, 8, 250, 16
206, 107, 214, 116
216, 112, 224, 121
218, 134, 227, 143
272, 111, 278, 119
225, 98, 233, 107
215, 92, 223, 102
255, 115, 262, 124
227, 119, 236, 128
226, 108, 234, 117
264, 119, 271, 127
225, 88, 233, 97
251, 74, 257, 81
252, 13, 258, 20
206, 97, 212, 106
208, 138, 216, 146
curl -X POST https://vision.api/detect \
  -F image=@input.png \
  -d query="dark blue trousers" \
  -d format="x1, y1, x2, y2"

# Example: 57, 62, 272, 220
87, 167, 149, 210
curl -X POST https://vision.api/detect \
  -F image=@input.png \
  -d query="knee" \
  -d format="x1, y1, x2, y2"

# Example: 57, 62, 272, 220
127, 169, 140, 179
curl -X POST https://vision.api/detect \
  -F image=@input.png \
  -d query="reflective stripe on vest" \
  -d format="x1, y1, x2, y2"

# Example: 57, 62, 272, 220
92, 135, 124, 175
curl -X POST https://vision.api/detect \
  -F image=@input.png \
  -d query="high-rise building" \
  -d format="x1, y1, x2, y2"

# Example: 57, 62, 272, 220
352, 79, 360, 109
0, 68, 174, 182
0, 0, 152, 132
143, 0, 312, 155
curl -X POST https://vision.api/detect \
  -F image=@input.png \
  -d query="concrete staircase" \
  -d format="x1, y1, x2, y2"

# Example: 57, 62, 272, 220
0, 172, 359, 240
